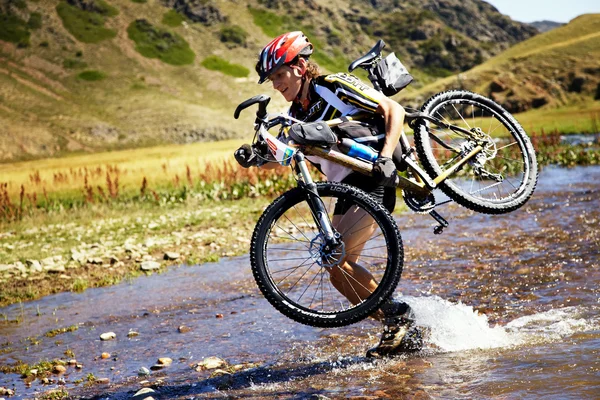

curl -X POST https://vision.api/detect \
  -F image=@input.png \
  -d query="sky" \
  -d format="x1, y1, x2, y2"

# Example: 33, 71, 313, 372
484, 0, 600, 23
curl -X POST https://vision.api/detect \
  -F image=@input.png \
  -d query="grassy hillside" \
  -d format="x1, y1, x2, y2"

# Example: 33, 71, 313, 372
399, 14, 600, 122
0, 0, 286, 162
0, 0, 542, 162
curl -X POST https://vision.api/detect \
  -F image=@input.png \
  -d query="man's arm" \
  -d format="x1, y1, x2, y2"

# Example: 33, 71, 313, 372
375, 96, 405, 159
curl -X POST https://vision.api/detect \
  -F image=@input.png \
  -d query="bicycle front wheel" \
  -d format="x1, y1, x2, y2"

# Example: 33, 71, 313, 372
250, 182, 403, 328
414, 90, 538, 214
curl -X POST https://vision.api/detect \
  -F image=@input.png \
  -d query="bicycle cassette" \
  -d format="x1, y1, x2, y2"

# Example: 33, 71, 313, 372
403, 191, 436, 214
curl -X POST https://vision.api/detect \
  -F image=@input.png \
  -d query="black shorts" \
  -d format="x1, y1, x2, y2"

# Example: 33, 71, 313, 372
333, 172, 396, 215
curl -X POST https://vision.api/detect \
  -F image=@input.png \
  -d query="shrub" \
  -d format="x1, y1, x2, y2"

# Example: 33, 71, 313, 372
127, 19, 195, 65
201, 56, 249, 78
78, 70, 106, 81
12, 0, 27, 9
219, 25, 248, 46
0, 13, 31, 47
162, 9, 185, 27
56, 1, 117, 43
27, 12, 42, 30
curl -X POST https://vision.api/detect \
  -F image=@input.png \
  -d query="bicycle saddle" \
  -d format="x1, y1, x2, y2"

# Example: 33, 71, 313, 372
348, 39, 386, 72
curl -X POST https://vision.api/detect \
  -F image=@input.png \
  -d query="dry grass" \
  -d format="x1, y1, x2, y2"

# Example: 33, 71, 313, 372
0, 139, 306, 224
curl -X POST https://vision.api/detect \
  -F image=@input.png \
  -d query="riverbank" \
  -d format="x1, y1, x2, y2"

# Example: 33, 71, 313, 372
0, 197, 270, 310
1, 132, 599, 308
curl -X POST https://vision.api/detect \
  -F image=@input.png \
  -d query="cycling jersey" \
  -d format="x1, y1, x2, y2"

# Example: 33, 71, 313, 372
288, 73, 383, 182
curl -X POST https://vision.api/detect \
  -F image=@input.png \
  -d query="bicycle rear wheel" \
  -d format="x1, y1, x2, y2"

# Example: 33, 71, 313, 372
250, 182, 403, 328
414, 90, 538, 214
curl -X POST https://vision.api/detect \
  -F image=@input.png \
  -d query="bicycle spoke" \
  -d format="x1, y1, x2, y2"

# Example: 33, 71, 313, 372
256, 186, 401, 326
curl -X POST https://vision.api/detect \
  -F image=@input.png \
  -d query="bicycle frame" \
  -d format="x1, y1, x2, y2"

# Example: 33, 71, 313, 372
256, 113, 485, 200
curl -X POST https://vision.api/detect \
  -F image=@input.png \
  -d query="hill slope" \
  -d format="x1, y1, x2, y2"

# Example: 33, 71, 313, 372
399, 14, 600, 113
1, 0, 538, 162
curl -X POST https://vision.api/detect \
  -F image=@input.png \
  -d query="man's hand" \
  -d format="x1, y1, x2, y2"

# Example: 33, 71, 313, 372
234, 144, 259, 168
373, 156, 397, 187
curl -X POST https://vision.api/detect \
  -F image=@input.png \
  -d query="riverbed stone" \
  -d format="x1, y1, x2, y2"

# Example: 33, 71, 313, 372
100, 332, 116, 341
141, 261, 161, 271
132, 387, 156, 400
157, 357, 172, 366
0, 265, 14, 273
53, 365, 67, 374
138, 367, 150, 376
71, 250, 86, 263
26, 260, 42, 272
164, 252, 180, 261
194, 356, 226, 370
0, 386, 15, 396
14, 262, 26, 274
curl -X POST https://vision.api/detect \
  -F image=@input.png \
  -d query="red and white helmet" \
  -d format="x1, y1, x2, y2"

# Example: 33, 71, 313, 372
256, 31, 313, 84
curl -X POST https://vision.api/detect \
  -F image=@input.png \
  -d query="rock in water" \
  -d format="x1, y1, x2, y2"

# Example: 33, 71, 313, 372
100, 332, 116, 341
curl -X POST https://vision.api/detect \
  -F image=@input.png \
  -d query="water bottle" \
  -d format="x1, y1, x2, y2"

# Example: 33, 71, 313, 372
337, 138, 379, 162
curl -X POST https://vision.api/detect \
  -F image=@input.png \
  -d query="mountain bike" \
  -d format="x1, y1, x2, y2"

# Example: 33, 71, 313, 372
234, 41, 538, 328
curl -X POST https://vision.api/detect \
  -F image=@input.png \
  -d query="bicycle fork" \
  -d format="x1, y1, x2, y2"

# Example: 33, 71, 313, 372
294, 153, 341, 249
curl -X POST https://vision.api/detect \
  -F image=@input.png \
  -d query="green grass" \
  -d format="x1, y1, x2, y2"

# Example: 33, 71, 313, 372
220, 25, 248, 46
162, 9, 185, 27
77, 70, 106, 81
56, 1, 117, 43
248, 7, 286, 37
127, 19, 195, 65
515, 103, 600, 134
201, 55, 249, 77
0, 13, 31, 47
44, 325, 79, 338
27, 12, 42, 30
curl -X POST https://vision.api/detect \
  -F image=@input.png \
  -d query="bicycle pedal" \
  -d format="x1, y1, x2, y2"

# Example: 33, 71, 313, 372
429, 210, 448, 234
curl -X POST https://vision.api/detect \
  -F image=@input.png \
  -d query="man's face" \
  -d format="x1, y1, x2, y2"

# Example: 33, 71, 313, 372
268, 64, 303, 102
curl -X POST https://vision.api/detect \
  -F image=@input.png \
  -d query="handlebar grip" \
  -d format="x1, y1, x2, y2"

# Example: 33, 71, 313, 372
234, 95, 271, 119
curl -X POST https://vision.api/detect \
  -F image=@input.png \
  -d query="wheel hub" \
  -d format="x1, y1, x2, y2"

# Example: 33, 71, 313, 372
309, 233, 345, 268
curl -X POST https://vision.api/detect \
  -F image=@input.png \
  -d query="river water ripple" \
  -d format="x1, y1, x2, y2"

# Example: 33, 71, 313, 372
1, 165, 599, 399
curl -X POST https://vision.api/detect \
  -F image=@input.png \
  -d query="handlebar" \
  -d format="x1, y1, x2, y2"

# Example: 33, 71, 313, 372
233, 94, 271, 120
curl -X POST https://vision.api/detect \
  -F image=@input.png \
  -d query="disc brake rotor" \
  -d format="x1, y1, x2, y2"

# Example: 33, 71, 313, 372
309, 233, 346, 268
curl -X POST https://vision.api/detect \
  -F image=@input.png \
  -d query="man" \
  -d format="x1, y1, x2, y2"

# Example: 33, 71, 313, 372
238, 31, 421, 357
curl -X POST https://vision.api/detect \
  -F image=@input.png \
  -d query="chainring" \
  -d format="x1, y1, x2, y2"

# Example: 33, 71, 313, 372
402, 191, 436, 214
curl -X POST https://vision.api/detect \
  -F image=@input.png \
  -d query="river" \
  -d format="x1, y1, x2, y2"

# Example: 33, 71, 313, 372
1, 165, 598, 399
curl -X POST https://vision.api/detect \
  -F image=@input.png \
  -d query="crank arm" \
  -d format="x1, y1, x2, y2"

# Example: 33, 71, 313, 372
429, 210, 449, 235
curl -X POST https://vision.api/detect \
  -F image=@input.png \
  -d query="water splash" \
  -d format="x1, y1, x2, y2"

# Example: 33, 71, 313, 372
505, 306, 598, 340
402, 296, 598, 353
